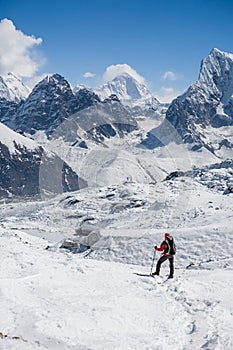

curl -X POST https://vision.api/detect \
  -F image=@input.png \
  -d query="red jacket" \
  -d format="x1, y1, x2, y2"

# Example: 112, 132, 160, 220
155, 242, 170, 256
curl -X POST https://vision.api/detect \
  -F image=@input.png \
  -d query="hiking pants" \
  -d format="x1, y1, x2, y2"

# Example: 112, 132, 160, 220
155, 255, 174, 277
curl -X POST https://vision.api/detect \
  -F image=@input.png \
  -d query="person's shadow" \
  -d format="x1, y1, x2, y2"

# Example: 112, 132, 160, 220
133, 273, 153, 277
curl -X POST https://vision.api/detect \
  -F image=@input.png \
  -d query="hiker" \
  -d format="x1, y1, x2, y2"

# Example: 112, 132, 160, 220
152, 233, 176, 278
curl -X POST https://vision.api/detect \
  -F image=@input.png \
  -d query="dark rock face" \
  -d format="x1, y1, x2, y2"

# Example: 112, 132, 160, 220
0, 141, 42, 197
0, 98, 20, 126
13, 74, 74, 134
0, 139, 87, 198
11, 74, 100, 135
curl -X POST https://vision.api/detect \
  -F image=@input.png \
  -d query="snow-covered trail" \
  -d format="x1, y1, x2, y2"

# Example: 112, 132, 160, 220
0, 228, 233, 350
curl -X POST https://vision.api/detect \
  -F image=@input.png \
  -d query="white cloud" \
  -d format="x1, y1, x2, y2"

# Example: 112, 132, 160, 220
0, 18, 43, 78
83, 72, 96, 78
154, 87, 181, 103
162, 71, 177, 81
103, 64, 146, 84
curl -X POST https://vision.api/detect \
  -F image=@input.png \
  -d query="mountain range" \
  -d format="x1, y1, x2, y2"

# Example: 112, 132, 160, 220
0, 47, 232, 197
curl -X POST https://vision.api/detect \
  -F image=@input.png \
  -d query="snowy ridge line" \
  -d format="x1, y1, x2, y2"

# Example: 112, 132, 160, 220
0, 122, 39, 153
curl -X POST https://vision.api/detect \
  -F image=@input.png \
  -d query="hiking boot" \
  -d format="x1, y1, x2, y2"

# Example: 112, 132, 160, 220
168, 275, 173, 279
152, 272, 159, 276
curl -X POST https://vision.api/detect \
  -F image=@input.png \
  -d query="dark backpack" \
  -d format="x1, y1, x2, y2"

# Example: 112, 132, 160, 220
165, 236, 176, 255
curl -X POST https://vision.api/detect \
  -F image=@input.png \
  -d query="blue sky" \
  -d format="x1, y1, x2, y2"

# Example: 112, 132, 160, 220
1, 0, 233, 102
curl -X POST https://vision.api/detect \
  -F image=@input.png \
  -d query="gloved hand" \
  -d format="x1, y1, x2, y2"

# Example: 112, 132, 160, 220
154, 245, 157, 250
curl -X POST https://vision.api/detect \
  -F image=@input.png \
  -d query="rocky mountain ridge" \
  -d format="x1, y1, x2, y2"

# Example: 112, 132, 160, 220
0, 74, 138, 146
141, 48, 233, 153
11, 74, 100, 135
0, 122, 86, 198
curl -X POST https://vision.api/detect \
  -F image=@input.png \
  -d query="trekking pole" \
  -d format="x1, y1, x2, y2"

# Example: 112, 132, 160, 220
150, 249, 156, 275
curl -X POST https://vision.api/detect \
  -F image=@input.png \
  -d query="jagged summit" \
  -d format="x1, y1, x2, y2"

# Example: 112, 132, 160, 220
10, 73, 101, 135
141, 48, 233, 153
198, 48, 233, 89
34, 73, 70, 89
11, 73, 75, 134
209, 47, 233, 59
167, 47, 233, 130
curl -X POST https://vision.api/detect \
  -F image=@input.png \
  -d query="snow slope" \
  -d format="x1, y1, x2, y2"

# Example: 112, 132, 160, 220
1, 229, 232, 350
0, 122, 38, 153
38, 115, 223, 193
0, 172, 232, 349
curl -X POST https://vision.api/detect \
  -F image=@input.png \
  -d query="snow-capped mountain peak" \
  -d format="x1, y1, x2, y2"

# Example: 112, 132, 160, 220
210, 47, 233, 60
94, 72, 160, 108
36, 73, 70, 90
141, 47, 233, 152
73, 84, 91, 94
198, 48, 233, 90
0, 72, 31, 102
